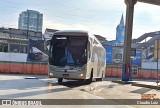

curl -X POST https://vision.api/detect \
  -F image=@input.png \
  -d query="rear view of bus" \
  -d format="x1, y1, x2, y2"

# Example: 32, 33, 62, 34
46, 30, 106, 83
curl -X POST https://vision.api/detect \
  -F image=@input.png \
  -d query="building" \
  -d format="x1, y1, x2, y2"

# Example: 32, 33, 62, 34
43, 28, 59, 40
104, 14, 126, 64
94, 35, 106, 45
18, 10, 43, 32
0, 27, 43, 53
132, 31, 160, 61
104, 14, 125, 46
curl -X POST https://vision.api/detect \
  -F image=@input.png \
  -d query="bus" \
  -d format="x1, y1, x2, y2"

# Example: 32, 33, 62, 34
45, 30, 106, 83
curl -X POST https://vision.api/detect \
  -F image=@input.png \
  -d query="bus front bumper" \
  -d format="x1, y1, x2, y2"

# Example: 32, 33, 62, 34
48, 71, 87, 80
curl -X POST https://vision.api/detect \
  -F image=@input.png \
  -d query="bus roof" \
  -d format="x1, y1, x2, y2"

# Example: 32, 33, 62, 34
52, 30, 105, 51
53, 30, 89, 36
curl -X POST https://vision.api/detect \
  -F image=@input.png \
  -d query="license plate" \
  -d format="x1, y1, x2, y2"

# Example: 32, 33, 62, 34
63, 74, 69, 77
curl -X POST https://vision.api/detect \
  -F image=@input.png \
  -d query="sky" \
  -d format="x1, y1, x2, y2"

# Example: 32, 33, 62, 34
0, 0, 160, 40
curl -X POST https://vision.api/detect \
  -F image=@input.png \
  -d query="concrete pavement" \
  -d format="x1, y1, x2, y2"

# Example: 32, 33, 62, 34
0, 74, 160, 108
0, 74, 134, 108
111, 78, 160, 90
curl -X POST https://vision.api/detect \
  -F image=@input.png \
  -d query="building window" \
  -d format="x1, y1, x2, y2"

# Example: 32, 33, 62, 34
121, 31, 124, 36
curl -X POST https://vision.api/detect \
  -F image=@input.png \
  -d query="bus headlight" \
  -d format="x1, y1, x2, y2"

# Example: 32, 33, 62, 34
79, 74, 84, 77
49, 73, 53, 76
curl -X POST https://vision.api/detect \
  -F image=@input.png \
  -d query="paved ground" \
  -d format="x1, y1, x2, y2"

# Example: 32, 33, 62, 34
0, 74, 160, 108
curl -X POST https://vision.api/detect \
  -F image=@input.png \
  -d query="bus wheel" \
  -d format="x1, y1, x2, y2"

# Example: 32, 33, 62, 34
58, 78, 63, 83
96, 78, 102, 81
86, 72, 93, 84
96, 73, 103, 81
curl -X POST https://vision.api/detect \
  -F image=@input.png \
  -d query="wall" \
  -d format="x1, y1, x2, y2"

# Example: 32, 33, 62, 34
0, 52, 48, 75
106, 66, 160, 79
0, 52, 27, 62
0, 61, 159, 79
0, 62, 48, 74
142, 61, 160, 69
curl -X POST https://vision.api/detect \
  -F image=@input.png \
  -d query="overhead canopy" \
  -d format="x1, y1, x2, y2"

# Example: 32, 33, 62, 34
138, 0, 160, 5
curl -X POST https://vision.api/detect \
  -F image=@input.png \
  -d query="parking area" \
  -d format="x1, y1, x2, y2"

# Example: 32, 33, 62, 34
0, 74, 159, 108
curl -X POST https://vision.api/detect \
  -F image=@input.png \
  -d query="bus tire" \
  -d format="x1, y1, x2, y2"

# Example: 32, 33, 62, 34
96, 78, 102, 81
58, 78, 63, 83
86, 71, 93, 84
96, 73, 103, 81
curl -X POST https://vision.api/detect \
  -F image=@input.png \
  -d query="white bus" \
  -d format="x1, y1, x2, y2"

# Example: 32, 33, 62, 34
45, 30, 106, 83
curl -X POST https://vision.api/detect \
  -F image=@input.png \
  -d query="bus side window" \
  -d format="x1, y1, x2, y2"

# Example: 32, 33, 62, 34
88, 51, 90, 59
87, 41, 91, 59
91, 53, 94, 62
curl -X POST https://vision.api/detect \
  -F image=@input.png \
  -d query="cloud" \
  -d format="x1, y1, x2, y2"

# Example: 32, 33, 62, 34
92, 0, 122, 4
132, 2, 160, 38
135, 2, 160, 22
43, 20, 87, 31
133, 25, 160, 39
43, 20, 117, 40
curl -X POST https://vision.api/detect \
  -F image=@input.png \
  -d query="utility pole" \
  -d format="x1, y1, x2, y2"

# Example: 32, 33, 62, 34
122, 0, 137, 81
156, 40, 159, 86
154, 39, 159, 86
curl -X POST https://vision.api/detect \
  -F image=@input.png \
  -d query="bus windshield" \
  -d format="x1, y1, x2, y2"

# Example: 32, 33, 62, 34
49, 36, 88, 67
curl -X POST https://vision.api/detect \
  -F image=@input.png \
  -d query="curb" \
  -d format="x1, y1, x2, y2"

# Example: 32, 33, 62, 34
132, 83, 160, 90
24, 77, 39, 79
112, 80, 160, 90
112, 80, 132, 84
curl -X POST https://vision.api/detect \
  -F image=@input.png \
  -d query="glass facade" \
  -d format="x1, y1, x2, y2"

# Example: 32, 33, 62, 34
18, 10, 43, 32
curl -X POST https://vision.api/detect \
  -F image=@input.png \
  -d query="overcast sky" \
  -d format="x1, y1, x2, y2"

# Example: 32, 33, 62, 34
0, 0, 160, 40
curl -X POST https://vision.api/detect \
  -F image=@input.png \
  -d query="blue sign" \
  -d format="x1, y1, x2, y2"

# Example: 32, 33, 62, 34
131, 50, 142, 67
105, 47, 112, 63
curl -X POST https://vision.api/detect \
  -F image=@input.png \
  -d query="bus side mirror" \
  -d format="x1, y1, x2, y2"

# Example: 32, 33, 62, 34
44, 40, 51, 50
